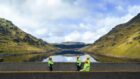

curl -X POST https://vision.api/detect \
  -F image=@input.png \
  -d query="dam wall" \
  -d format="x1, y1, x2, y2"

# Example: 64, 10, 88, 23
0, 62, 140, 72
0, 63, 140, 79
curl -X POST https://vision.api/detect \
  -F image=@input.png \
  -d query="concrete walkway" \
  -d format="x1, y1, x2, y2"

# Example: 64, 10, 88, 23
0, 62, 140, 72
0, 63, 140, 79
0, 72, 139, 79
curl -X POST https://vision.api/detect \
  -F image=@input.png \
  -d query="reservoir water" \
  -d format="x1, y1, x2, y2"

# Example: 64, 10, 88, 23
42, 50, 96, 62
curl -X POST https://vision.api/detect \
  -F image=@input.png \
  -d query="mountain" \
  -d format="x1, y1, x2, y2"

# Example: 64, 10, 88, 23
0, 18, 56, 54
53, 42, 88, 49
61, 42, 85, 45
83, 13, 140, 62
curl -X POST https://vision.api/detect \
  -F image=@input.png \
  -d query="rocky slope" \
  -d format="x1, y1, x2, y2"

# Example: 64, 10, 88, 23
83, 13, 140, 62
0, 18, 56, 54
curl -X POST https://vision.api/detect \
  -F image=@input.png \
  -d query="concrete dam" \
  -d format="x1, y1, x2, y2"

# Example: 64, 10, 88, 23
0, 62, 140, 79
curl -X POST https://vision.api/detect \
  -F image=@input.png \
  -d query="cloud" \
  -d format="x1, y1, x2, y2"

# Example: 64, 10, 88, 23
0, 0, 140, 43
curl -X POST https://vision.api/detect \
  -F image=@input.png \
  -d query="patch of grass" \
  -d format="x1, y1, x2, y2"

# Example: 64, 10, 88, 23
0, 17, 58, 54
83, 14, 140, 62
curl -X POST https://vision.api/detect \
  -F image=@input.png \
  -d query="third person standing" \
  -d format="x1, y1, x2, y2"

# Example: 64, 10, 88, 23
76, 56, 82, 71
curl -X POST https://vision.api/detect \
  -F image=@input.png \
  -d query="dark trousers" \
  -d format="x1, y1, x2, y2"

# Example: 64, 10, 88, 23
49, 64, 53, 71
76, 65, 81, 71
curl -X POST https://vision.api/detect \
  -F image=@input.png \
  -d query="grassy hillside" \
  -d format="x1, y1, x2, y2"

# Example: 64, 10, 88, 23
0, 18, 57, 62
83, 13, 140, 62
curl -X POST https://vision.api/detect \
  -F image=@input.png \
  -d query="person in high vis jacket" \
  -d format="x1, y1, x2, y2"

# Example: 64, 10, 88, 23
76, 56, 82, 71
87, 57, 91, 67
48, 57, 54, 71
80, 60, 90, 71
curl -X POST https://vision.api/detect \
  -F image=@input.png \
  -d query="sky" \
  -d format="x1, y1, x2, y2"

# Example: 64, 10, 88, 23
0, 0, 140, 43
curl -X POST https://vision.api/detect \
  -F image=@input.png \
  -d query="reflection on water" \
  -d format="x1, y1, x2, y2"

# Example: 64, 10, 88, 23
42, 54, 96, 62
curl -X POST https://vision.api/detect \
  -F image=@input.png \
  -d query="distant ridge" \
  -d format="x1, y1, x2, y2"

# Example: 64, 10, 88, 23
53, 42, 88, 49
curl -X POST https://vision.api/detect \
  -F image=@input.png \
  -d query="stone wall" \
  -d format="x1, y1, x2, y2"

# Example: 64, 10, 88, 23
0, 63, 140, 79
0, 72, 139, 79
0, 62, 140, 72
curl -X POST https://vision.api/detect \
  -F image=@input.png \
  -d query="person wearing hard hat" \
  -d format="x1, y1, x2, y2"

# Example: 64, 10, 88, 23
76, 56, 82, 71
87, 57, 91, 67
48, 56, 54, 71
80, 60, 90, 71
